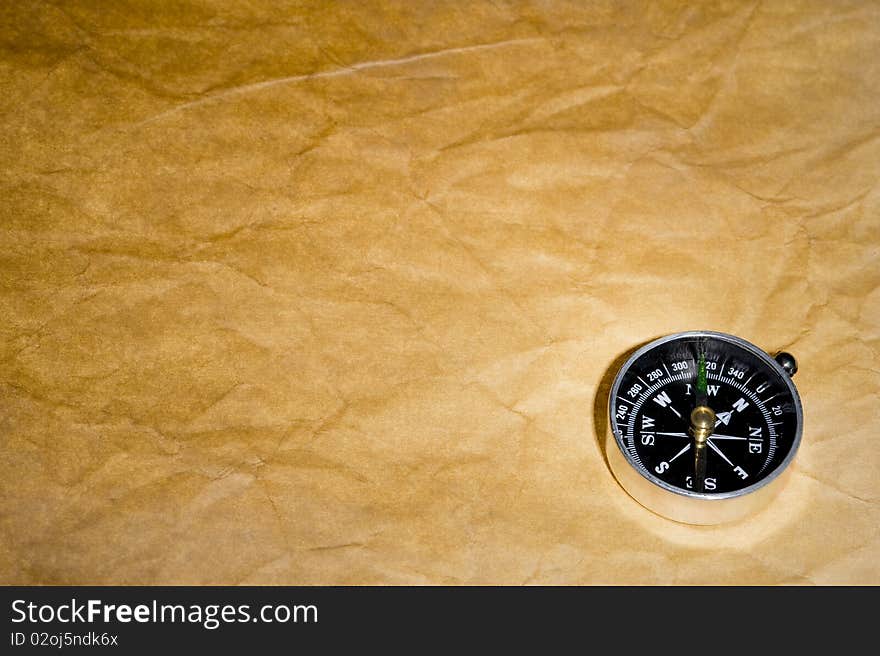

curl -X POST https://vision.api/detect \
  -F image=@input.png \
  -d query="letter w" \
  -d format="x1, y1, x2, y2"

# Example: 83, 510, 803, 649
652, 391, 672, 408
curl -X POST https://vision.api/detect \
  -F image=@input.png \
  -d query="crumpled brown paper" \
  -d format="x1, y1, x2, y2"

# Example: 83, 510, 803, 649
2, 0, 879, 585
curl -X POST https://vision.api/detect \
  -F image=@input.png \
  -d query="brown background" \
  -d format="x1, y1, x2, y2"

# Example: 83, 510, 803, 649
2, 1, 878, 584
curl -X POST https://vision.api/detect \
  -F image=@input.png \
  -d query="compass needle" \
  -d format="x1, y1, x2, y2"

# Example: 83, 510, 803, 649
696, 347, 708, 406
690, 405, 714, 493
691, 343, 712, 492
607, 331, 803, 524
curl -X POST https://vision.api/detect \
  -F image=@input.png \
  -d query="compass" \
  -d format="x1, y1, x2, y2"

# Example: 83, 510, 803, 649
606, 331, 803, 524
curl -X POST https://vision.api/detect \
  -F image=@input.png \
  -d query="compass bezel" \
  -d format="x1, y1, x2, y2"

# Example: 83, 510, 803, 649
608, 330, 803, 502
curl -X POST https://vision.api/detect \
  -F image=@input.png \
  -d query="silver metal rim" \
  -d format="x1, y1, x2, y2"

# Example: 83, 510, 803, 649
607, 330, 804, 501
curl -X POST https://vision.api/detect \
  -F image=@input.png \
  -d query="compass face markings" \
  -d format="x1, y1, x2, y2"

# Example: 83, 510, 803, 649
651, 390, 683, 418
610, 334, 800, 496
747, 426, 763, 455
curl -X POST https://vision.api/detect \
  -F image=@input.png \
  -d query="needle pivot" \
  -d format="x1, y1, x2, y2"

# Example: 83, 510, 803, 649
690, 405, 716, 444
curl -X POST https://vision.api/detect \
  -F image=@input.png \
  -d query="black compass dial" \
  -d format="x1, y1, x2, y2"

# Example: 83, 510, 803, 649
609, 333, 801, 497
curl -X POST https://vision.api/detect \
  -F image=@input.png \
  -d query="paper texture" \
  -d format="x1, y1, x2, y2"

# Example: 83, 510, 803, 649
2, 1, 878, 584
